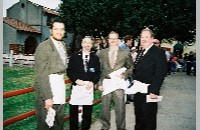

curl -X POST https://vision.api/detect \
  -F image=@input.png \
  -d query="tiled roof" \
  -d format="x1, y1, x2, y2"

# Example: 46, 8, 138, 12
43, 8, 60, 16
3, 17, 41, 34
30, 1, 60, 16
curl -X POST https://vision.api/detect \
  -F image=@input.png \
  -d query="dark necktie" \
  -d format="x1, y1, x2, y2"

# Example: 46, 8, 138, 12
134, 49, 145, 67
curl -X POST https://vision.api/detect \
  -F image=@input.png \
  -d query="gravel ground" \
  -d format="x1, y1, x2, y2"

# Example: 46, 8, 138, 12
90, 72, 196, 130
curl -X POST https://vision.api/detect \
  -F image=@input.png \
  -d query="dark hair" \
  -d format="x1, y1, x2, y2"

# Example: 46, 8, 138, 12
50, 19, 65, 29
124, 35, 133, 43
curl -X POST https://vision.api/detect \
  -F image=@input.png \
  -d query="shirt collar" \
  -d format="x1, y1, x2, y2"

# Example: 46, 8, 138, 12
50, 36, 62, 46
143, 43, 154, 55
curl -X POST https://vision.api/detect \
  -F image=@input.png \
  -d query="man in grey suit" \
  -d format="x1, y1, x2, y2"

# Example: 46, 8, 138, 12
98, 31, 133, 130
34, 19, 68, 130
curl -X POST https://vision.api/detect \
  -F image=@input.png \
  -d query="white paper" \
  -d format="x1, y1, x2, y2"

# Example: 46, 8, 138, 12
108, 67, 127, 79
49, 74, 66, 104
125, 80, 149, 94
102, 78, 129, 96
45, 107, 56, 128
146, 95, 163, 102
69, 81, 94, 105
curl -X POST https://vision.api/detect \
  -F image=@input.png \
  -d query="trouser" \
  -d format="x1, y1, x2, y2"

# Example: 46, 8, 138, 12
35, 99, 65, 130
186, 61, 192, 75
70, 104, 93, 130
100, 89, 126, 130
134, 93, 157, 130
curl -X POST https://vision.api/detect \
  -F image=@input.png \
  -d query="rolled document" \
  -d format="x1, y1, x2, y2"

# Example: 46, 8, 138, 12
125, 80, 149, 94
146, 95, 163, 102
45, 107, 56, 128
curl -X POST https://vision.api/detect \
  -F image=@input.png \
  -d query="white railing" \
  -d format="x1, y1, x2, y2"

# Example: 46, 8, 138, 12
3, 50, 35, 67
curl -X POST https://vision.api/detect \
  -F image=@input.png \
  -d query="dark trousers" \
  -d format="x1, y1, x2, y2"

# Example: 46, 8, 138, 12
35, 99, 65, 130
167, 61, 171, 74
134, 93, 158, 130
70, 104, 92, 130
186, 61, 192, 75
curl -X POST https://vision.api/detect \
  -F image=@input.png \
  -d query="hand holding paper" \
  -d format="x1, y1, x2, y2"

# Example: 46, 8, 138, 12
69, 81, 94, 105
102, 79, 129, 96
146, 95, 163, 102
125, 80, 149, 94
45, 107, 56, 128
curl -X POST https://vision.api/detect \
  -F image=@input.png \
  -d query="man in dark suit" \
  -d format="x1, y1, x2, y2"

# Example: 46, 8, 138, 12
34, 19, 68, 130
133, 28, 167, 130
67, 37, 101, 130
98, 31, 133, 130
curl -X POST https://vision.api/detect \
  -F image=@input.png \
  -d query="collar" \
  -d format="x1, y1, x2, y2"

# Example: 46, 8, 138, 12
50, 36, 63, 45
82, 51, 90, 60
143, 43, 154, 55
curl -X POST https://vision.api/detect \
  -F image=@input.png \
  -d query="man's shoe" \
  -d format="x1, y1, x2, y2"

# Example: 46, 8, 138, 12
127, 99, 134, 102
125, 101, 130, 104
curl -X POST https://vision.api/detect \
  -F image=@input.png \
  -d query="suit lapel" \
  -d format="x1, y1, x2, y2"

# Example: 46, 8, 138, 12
49, 39, 66, 67
114, 49, 121, 65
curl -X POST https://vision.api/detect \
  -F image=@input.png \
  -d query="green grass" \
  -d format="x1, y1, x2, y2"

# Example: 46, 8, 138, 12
3, 66, 102, 130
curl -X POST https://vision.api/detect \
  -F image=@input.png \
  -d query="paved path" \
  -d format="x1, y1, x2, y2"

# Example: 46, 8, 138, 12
90, 72, 196, 130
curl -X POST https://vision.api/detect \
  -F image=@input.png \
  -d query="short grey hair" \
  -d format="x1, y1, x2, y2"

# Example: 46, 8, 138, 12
81, 37, 94, 46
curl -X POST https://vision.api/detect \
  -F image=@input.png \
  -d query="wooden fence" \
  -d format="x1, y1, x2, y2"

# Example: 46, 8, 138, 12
3, 79, 102, 127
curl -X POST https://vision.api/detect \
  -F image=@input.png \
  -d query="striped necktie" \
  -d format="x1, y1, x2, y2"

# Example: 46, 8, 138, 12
134, 49, 145, 67
84, 55, 89, 72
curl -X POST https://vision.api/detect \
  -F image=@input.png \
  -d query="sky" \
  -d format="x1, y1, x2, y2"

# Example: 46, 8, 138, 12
3, 0, 62, 17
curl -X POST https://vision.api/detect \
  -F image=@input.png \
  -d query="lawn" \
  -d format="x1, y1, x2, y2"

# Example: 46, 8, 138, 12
3, 66, 102, 130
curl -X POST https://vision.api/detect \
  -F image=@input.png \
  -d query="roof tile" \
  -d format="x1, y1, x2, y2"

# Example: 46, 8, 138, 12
3, 17, 41, 34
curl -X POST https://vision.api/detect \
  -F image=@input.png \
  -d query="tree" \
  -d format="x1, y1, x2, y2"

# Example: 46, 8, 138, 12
59, 0, 195, 51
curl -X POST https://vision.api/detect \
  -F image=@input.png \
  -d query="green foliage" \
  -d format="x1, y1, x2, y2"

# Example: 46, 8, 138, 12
59, 0, 195, 43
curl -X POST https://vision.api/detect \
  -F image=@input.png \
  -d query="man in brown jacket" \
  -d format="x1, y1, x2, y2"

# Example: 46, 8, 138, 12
98, 31, 133, 130
34, 19, 68, 130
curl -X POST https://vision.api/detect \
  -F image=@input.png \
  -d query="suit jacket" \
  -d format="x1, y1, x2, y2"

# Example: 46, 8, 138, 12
67, 51, 101, 85
98, 47, 133, 86
34, 38, 68, 100
133, 45, 167, 95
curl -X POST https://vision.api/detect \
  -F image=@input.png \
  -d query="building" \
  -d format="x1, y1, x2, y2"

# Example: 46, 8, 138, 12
3, 0, 60, 54
160, 39, 196, 57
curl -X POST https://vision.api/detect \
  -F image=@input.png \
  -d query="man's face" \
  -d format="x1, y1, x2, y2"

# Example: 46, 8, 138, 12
50, 22, 65, 41
127, 39, 133, 46
140, 31, 153, 49
108, 34, 119, 47
82, 42, 92, 52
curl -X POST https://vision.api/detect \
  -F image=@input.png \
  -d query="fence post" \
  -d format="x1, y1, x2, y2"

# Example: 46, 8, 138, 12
9, 50, 14, 67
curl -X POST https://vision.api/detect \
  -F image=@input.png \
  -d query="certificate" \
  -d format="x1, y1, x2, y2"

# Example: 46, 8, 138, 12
69, 81, 94, 105
102, 78, 129, 96
49, 74, 66, 104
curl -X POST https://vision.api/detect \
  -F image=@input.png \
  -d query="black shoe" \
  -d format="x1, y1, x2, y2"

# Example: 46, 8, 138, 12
127, 99, 134, 102
126, 101, 130, 104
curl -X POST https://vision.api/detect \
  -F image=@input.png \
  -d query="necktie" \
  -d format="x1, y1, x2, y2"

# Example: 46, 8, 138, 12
84, 55, 89, 72
109, 50, 116, 69
134, 49, 145, 67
